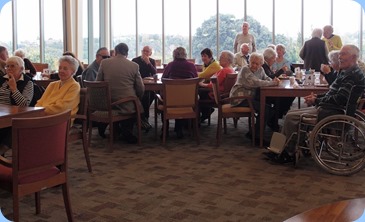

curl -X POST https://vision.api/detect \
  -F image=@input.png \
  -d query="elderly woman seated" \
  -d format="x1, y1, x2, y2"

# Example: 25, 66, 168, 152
230, 52, 280, 144
0, 56, 34, 154
36, 55, 80, 125
199, 50, 235, 122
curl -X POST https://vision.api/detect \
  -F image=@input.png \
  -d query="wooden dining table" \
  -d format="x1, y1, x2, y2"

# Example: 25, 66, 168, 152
143, 74, 163, 91
259, 80, 329, 147
0, 105, 45, 128
284, 198, 365, 221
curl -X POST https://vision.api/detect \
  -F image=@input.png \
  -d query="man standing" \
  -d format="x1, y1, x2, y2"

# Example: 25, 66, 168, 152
132, 46, 157, 131
233, 43, 250, 71
267, 44, 365, 163
233, 22, 256, 53
96, 43, 144, 143
299, 28, 329, 71
82, 47, 110, 81
0, 46, 9, 76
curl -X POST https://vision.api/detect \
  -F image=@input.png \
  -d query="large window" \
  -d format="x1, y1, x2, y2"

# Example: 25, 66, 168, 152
164, 0, 189, 63
191, 0, 216, 64
303, 0, 331, 40
0, 1, 12, 49
111, 0, 136, 59
17, 0, 40, 63
247, 0, 273, 52
219, 0, 245, 54
44, 0, 64, 70
1, 0, 365, 68
275, 0, 302, 63
137, 0, 162, 61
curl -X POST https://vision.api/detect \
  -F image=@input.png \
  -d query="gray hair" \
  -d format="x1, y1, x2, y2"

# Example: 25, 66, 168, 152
173, 47, 187, 60
263, 48, 277, 61
59, 55, 79, 74
7, 56, 25, 71
219, 50, 234, 64
323, 25, 334, 34
249, 52, 264, 65
328, 50, 340, 65
312, 28, 323, 38
275, 44, 286, 52
114, 43, 129, 56
14, 49, 26, 58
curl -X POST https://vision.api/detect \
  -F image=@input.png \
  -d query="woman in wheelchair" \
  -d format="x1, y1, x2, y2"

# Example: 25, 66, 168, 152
265, 44, 365, 165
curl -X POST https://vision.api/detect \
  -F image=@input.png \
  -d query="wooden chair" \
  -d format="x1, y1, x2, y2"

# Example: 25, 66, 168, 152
155, 59, 162, 67
84, 81, 142, 152
75, 75, 84, 88
155, 78, 200, 145
32, 63, 49, 72
0, 110, 73, 222
187, 58, 196, 64
68, 88, 92, 172
199, 73, 237, 125
211, 76, 255, 146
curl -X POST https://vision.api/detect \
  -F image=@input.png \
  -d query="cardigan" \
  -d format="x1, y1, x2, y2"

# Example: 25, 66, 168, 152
36, 77, 80, 120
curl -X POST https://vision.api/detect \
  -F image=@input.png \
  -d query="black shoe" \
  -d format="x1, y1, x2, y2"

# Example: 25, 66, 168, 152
119, 130, 138, 144
141, 118, 152, 132
200, 108, 215, 123
267, 151, 295, 164
98, 125, 107, 138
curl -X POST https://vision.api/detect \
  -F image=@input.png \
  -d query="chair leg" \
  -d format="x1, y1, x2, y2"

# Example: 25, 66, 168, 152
108, 122, 114, 152
216, 115, 222, 146
223, 118, 227, 134
251, 116, 255, 146
82, 122, 92, 172
136, 115, 142, 146
87, 120, 93, 149
62, 183, 74, 222
194, 118, 200, 145
35, 192, 41, 214
162, 119, 167, 145
13, 195, 20, 222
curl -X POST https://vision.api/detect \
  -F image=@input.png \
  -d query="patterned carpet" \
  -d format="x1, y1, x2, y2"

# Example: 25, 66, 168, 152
1, 109, 365, 222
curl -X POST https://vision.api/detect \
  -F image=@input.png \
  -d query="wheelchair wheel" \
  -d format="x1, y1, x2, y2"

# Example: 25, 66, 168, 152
309, 114, 365, 176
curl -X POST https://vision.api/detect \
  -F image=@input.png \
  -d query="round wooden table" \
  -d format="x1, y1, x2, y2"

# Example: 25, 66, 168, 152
284, 198, 365, 222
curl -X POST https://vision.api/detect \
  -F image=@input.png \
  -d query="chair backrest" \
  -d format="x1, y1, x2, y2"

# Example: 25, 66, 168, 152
78, 88, 88, 117
211, 76, 221, 105
76, 75, 84, 88
162, 78, 200, 108
33, 63, 49, 72
12, 110, 71, 177
222, 73, 238, 95
187, 58, 196, 64
83, 81, 111, 112
155, 59, 162, 67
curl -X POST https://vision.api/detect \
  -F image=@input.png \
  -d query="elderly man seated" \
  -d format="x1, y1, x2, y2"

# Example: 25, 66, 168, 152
265, 44, 365, 164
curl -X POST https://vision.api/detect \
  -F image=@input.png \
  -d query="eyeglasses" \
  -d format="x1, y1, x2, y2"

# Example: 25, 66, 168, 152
5, 64, 18, 69
98, 54, 110, 59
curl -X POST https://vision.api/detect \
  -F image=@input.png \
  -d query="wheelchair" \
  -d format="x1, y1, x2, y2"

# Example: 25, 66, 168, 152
269, 97, 365, 176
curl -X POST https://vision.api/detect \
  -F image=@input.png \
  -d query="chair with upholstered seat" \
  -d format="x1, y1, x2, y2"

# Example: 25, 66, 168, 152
199, 73, 237, 125
211, 76, 255, 146
68, 88, 92, 172
0, 110, 73, 222
84, 81, 142, 152
155, 78, 200, 145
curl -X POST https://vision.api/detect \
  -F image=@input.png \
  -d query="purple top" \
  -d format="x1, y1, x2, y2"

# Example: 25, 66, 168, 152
162, 59, 198, 79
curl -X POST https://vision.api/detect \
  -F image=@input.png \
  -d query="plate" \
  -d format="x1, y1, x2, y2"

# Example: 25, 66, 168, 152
315, 83, 328, 87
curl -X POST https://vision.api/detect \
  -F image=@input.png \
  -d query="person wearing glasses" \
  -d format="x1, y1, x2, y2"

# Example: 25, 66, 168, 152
82, 47, 110, 81
0, 56, 34, 154
132, 46, 157, 132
